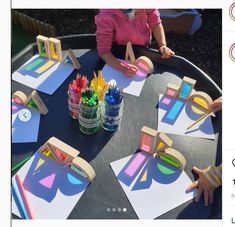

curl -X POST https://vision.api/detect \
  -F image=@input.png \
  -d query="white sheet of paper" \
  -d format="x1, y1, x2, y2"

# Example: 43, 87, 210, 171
157, 94, 215, 139
12, 152, 89, 219
12, 55, 74, 95
102, 60, 147, 97
12, 100, 40, 143
110, 152, 195, 219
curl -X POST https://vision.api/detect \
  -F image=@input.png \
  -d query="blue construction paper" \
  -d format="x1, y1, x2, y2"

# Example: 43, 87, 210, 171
12, 101, 40, 143
18, 57, 54, 78
12, 55, 74, 95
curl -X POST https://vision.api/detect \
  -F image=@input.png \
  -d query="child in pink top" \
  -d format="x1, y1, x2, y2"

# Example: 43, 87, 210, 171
95, 9, 175, 76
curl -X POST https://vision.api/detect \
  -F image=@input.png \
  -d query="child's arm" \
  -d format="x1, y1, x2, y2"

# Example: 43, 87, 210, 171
95, 12, 137, 76
101, 53, 137, 76
146, 9, 175, 59
152, 24, 175, 59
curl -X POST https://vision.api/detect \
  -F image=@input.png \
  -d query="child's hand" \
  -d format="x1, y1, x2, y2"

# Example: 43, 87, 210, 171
121, 64, 138, 77
186, 166, 214, 206
159, 46, 175, 59
209, 96, 222, 113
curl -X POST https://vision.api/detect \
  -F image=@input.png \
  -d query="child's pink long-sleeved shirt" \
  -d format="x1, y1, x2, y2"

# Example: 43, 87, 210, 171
95, 9, 161, 56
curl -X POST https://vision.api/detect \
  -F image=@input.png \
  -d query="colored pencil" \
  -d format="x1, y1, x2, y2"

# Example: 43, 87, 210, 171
186, 112, 211, 130
12, 179, 28, 219
12, 156, 31, 173
15, 174, 34, 219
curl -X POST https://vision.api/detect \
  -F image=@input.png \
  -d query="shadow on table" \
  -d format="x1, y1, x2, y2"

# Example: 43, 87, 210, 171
177, 127, 222, 219
23, 152, 89, 203
117, 151, 182, 191
176, 186, 222, 219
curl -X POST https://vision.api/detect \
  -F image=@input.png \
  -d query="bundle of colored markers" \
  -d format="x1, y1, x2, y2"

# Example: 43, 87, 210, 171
78, 88, 101, 134
80, 88, 99, 108
102, 85, 124, 131
68, 74, 88, 119
105, 85, 123, 105
90, 71, 108, 101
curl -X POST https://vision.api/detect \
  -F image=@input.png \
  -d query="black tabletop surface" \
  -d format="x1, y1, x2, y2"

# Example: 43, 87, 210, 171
11, 48, 222, 219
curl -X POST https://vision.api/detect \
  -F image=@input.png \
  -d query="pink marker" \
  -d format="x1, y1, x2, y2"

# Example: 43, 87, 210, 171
120, 61, 137, 72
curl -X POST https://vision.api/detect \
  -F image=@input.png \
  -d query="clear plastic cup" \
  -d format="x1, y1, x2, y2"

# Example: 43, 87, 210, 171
68, 91, 80, 119
101, 99, 124, 131
78, 102, 101, 134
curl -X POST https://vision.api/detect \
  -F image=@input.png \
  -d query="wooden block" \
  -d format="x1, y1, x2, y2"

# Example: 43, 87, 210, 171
139, 126, 158, 154
25, 90, 48, 115
125, 41, 136, 64
71, 157, 96, 182
141, 126, 158, 137
39, 143, 56, 161
49, 37, 62, 61
134, 56, 154, 74
157, 148, 186, 170
47, 137, 80, 164
159, 132, 173, 147
62, 49, 81, 69
38, 137, 96, 182
183, 76, 197, 85
12, 91, 27, 104
189, 91, 213, 112
36, 35, 50, 59
165, 83, 180, 97
178, 76, 196, 100
155, 132, 173, 152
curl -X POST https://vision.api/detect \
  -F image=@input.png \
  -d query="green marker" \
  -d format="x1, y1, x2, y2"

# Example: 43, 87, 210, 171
12, 156, 32, 173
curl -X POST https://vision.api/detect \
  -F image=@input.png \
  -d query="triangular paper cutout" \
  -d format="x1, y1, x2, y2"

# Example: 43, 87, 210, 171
34, 158, 45, 172
140, 169, 148, 182
39, 173, 56, 189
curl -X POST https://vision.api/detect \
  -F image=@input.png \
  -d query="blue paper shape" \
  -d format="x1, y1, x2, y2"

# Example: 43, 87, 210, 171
12, 101, 40, 143
13, 55, 74, 95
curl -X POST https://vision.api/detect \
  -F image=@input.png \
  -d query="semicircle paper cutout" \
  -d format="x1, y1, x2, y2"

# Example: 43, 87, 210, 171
191, 106, 206, 115
157, 163, 175, 175
67, 173, 83, 185
39, 173, 56, 189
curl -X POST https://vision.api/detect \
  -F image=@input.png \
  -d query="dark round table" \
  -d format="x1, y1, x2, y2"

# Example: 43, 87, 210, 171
12, 34, 222, 219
